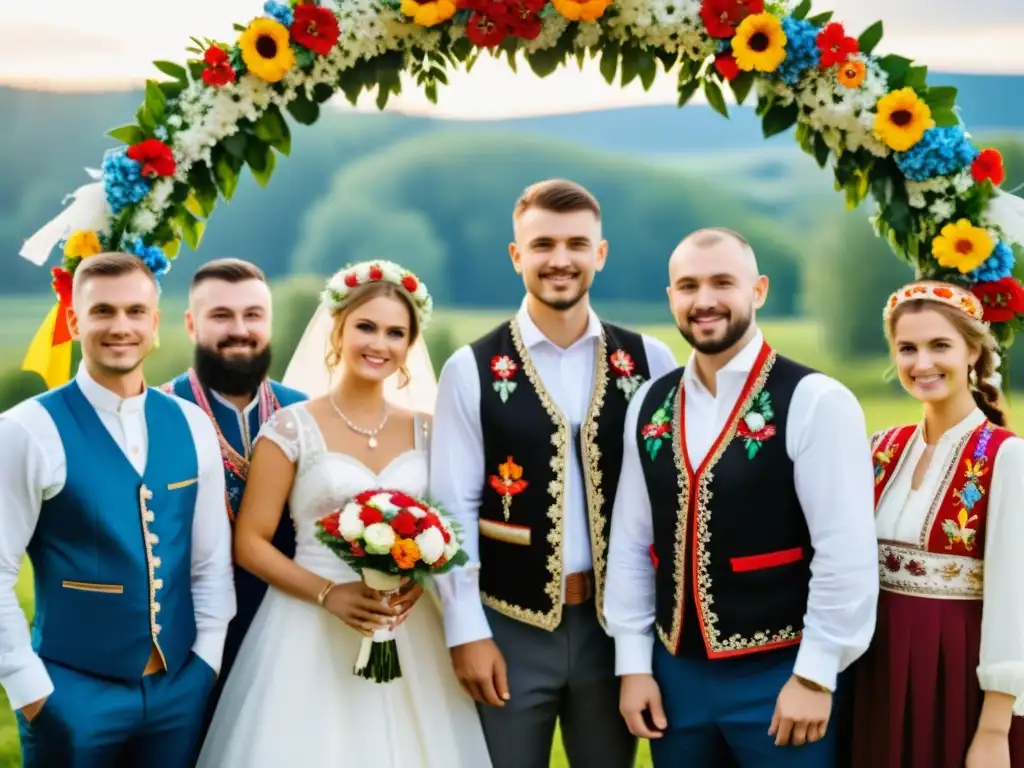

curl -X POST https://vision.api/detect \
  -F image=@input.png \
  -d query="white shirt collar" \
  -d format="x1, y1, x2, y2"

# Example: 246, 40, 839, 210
210, 388, 259, 416
920, 407, 988, 445
683, 329, 765, 394
514, 297, 603, 351
75, 362, 147, 414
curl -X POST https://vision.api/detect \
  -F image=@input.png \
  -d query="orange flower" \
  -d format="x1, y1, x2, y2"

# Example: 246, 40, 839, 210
391, 537, 420, 569
837, 59, 865, 88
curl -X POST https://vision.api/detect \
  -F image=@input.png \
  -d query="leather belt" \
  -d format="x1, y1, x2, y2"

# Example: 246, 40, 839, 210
564, 570, 594, 605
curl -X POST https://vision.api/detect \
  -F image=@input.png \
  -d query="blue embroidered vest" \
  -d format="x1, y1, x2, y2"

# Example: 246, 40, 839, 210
31, 382, 198, 682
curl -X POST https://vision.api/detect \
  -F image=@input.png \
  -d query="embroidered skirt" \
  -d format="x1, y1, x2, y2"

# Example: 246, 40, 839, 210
849, 590, 1024, 767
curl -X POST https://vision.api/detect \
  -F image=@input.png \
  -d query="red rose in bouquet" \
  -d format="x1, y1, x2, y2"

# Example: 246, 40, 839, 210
315, 489, 468, 682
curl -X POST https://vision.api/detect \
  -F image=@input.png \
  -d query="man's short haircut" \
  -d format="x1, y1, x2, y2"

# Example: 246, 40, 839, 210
190, 258, 267, 292
513, 178, 601, 221
73, 252, 155, 294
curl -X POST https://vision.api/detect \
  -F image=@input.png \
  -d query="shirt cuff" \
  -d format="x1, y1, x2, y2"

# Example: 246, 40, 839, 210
192, 628, 228, 675
978, 661, 1024, 716
614, 633, 655, 676
433, 567, 493, 648
793, 638, 841, 692
1, 654, 54, 711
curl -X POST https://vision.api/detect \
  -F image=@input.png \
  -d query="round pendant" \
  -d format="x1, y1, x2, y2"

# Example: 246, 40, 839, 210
368, 436, 378, 449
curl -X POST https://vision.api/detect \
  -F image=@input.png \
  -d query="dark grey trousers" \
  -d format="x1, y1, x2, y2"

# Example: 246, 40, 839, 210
477, 602, 637, 768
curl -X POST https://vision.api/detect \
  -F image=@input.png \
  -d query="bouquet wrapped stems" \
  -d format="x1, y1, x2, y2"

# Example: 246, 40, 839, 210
353, 568, 404, 683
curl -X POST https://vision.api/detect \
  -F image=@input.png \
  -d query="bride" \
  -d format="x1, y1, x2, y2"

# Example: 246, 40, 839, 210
196, 260, 492, 767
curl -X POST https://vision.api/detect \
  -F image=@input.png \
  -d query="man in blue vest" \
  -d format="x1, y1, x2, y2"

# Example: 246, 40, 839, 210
0, 251, 236, 767
160, 258, 305, 735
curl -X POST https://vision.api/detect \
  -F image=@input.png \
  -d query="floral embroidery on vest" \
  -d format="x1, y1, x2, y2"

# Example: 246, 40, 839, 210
488, 456, 528, 521
490, 355, 519, 403
609, 350, 646, 401
642, 387, 675, 461
736, 389, 776, 459
943, 424, 993, 552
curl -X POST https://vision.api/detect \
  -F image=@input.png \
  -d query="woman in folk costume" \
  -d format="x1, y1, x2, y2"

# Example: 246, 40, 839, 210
851, 280, 1024, 767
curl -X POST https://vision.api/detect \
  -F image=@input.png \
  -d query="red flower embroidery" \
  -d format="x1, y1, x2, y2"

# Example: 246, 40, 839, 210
906, 560, 927, 577
490, 355, 519, 402
884, 551, 903, 572
488, 456, 528, 521
610, 350, 645, 400
642, 423, 669, 440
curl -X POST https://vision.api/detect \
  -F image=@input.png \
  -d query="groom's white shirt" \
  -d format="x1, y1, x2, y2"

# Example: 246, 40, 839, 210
430, 300, 678, 648
0, 364, 236, 710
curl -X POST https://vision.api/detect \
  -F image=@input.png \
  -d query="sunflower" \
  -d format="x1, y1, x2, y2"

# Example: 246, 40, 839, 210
873, 87, 934, 152
64, 230, 102, 260
238, 18, 295, 83
400, 0, 457, 26
730, 13, 787, 73
931, 219, 995, 274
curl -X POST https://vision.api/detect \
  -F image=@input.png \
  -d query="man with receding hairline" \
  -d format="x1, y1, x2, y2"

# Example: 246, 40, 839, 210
604, 229, 879, 766
0, 252, 235, 767
431, 179, 678, 768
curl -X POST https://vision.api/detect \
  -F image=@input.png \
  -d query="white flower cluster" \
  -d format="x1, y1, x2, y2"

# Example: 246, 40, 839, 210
322, 259, 434, 326
905, 169, 975, 234
338, 493, 460, 565
605, 0, 715, 61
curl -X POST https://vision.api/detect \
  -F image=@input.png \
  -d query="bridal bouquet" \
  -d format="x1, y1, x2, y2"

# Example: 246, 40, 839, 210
315, 489, 468, 683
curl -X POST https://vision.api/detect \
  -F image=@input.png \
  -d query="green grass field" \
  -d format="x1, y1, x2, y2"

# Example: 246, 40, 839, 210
0, 302, 1018, 766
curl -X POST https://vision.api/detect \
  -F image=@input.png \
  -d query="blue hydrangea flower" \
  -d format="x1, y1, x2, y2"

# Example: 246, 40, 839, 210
894, 126, 978, 182
716, 38, 732, 54
128, 238, 171, 280
775, 17, 820, 86
102, 148, 150, 214
263, 1, 293, 27
969, 241, 1015, 283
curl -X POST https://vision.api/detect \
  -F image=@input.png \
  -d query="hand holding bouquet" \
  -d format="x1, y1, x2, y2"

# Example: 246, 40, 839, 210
315, 489, 468, 683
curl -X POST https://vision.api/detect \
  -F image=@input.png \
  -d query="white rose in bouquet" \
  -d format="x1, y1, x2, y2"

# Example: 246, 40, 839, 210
443, 536, 461, 562
339, 502, 365, 542
366, 492, 399, 516
415, 526, 446, 565
363, 522, 396, 555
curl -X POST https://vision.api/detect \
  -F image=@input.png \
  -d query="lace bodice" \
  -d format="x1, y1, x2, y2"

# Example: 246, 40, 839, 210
256, 403, 430, 583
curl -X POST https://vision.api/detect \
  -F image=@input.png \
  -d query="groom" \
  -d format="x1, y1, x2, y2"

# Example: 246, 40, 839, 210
431, 179, 678, 767
604, 228, 878, 765
159, 258, 305, 728
0, 252, 236, 766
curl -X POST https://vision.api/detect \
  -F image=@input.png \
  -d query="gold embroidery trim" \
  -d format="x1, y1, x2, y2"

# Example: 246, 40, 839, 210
62, 581, 124, 594
659, 377, 690, 651
580, 331, 609, 628
480, 519, 532, 546
167, 477, 198, 491
878, 541, 984, 600
481, 319, 568, 631
874, 425, 921, 515
139, 484, 167, 670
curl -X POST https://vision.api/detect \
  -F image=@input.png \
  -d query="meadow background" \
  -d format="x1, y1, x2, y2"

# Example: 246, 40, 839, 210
0, 67, 1023, 765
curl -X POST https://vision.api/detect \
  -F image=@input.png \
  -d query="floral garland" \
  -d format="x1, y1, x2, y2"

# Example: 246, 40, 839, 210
18, 0, 1024, 388
322, 259, 435, 326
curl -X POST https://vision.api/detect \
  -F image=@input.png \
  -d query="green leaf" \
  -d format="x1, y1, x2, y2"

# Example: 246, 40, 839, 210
654, 48, 678, 73
526, 46, 565, 78
244, 137, 270, 174
153, 60, 188, 83
107, 124, 145, 145
813, 132, 830, 168
188, 163, 219, 217
212, 148, 243, 201
729, 71, 755, 105
620, 45, 640, 87
931, 107, 959, 127
807, 11, 833, 25
878, 54, 912, 84
187, 60, 206, 82
162, 239, 182, 259
287, 92, 320, 125
294, 45, 317, 71
144, 80, 168, 125
791, 0, 812, 20
703, 78, 729, 118
857, 20, 884, 56
905, 65, 928, 92
249, 145, 276, 187
135, 103, 157, 136
599, 42, 619, 84
677, 78, 700, 108
253, 105, 291, 155
637, 48, 657, 90
313, 83, 335, 104
222, 131, 248, 159
924, 85, 958, 110
179, 212, 207, 251
761, 101, 798, 137
157, 81, 185, 100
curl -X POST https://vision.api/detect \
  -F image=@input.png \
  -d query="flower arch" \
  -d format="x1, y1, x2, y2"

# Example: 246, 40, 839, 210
19, 0, 1024, 388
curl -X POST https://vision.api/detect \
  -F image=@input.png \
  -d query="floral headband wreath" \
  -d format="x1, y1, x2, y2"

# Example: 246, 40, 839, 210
883, 279, 1003, 387
321, 260, 434, 329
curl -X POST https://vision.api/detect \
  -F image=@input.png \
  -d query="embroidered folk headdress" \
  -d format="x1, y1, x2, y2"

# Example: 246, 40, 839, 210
322, 260, 434, 328
883, 280, 985, 324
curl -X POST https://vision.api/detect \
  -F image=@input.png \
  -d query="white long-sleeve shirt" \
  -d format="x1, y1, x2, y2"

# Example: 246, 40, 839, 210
875, 407, 1024, 711
604, 330, 879, 691
430, 302, 679, 648
0, 364, 236, 711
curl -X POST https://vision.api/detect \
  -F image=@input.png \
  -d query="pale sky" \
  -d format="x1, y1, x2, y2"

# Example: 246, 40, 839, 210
0, 0, 1020, 118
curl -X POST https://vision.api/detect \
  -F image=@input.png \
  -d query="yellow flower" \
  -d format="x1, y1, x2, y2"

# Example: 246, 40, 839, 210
931, 219, 995, 274
552, 0, 613, 21
399, 0, 457, 26
731, 13, 787, 73
873, 87, 934, 152
64, 230, 102, 260
238, 18, 295, 83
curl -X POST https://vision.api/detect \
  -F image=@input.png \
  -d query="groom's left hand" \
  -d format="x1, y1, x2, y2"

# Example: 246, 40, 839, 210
389, 581, 424, 626
768, 675, 832, 747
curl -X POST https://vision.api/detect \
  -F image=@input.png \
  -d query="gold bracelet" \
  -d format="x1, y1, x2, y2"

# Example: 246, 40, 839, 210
316, 581, 337, 606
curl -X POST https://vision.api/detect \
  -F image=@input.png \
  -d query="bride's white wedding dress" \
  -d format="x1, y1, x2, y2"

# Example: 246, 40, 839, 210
196, 404, 492, 767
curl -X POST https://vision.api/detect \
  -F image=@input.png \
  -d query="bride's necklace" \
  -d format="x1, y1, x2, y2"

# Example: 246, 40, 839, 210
329, 394, 389, 449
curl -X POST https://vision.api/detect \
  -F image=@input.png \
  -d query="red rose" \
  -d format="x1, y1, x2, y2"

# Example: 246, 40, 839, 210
359, 506, 384, 525
401, 275, 419, 293
389, 492, 420, 508
350, 542, 366, 557
417, 512, 451, 542
201, 46, 236, 87
465, 12, 507, 47
816, 22, 858, 68
390, 509, 419, 538
971, 277, 1024, 323
344, 272, 359, 288
700, 0, 764, 38
320, 512, 341, 538
291, 3, 341, 56
971, 148, 1006, 186
369, 265, 384, 281
714, 51, 740, 81
126, 139, 176, 178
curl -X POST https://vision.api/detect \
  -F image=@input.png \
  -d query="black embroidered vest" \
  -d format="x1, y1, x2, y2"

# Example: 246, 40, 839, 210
471, 318, 651, 631
637, 342, 814, 659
